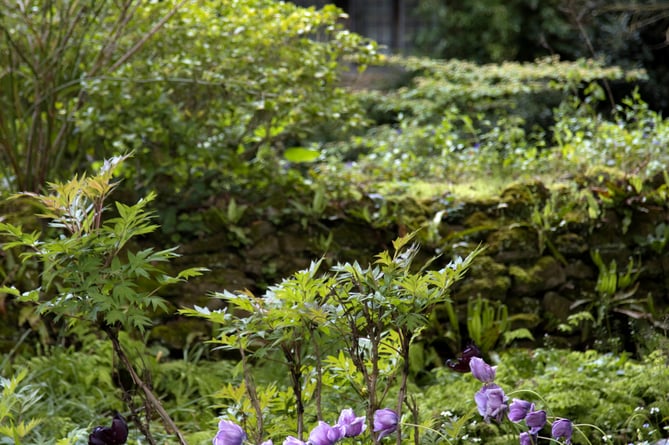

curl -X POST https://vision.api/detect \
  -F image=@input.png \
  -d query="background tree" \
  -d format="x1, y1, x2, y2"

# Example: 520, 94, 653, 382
0, 0, 188, 192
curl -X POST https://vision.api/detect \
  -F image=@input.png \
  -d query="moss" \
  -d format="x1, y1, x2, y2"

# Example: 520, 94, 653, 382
455, 256, 511, 301
554, 233, 589, 255
509, 256, 566, 296
581, 165, 628, 185
487, 225, 540, 262
464, 210, 496, 228
499, 179, 550, 219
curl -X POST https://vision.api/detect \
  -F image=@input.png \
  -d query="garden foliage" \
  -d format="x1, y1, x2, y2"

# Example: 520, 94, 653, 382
0, 0, 378, 194
0, 154, 206, 444
0, 0, 668, 444
180, 234, 483, 444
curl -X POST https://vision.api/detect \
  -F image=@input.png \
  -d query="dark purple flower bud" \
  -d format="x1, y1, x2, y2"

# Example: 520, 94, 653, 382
551, 419, 573, 444
213, 420, 246, 445
373, 408, 399, 440
469, 357, 496, 383
519, 432, 535, 445
88, 413, 128, 445
446, 343, 482, 373
474, 384, 508, 423
525, 409, 546, 435
283, 437, 306, 445
308, 421, 343, 445
337, 408, 366, 437
508, 399, 534, 423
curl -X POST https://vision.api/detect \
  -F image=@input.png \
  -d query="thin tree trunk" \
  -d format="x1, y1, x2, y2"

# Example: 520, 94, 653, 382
104, 325, 188, 445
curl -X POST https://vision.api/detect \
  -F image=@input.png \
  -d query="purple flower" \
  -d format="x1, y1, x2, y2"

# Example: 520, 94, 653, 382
373, 408, 399, 440
474, 384, 508, 423
551, 419, 573, 444
283, 437, 306, 445
213, 420, 246, 445
446, 343, 482, 373
88, 412, 128, 445
336, 408, 366, 437
519, 432, 535, 445
508, 399, 534, 423
308, 421, 343, 445
261, 441, 273, 445
469, 357, 496, 383
525, 409, 546, 435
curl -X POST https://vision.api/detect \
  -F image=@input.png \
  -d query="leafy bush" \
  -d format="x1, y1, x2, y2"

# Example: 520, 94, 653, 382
0, 0, 378, 197
181, 233, 483, 444
318, 68, 666, 193
0, 155, 205, 444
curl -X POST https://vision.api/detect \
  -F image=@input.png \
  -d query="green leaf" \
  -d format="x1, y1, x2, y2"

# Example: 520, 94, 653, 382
0, 286, 21, 297
283, 147, 320, 163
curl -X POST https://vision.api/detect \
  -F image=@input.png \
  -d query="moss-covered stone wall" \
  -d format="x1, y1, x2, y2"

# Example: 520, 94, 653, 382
158, 174, 669, 356
2, 173, 668, 358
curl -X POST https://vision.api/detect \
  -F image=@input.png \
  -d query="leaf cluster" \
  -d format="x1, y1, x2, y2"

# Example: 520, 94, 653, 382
0, 155, 206, 333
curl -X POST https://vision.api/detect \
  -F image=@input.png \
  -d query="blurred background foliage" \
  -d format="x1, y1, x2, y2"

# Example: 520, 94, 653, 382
412, 0, 669, 111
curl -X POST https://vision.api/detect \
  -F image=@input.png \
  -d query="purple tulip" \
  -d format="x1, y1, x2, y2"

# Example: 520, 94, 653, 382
373, 408, 399, 440
446, 343, 482, 373
525, 409, 546, 435
474, 384, 508, 423
508, 399, 534, 423
469, 357, 496, 383
551, 418, 573, 444
336, 408, 366, 437
213, 420, 246, 445
88, 413, 128, 445
308, 421, 344, 445
519, 432, 535, 445
283, 437, 306, 445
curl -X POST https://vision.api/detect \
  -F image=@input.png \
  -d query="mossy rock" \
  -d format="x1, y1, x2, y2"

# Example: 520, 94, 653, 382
499, 179, 550, 219
463, 211, 496, 228
453, 256, 511, 301
329, 222, 395, 261
542, 291, 573, 330
487, 225, 540, 262
554, 233, 589, 256
564, 260, 596, 280
509, 256, 566, 296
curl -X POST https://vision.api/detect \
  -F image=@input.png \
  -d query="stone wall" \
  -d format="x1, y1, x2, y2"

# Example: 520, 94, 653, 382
2, 174, 668, 357
154, 175, 669, 357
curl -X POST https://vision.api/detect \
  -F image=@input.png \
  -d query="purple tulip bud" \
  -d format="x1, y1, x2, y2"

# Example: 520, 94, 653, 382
551, 419, 573, 444
373, 408, 399, 440
469, 357, 496, 383
525, 409, 546, 435
508, 399, 534, 423
213, 420, 246, 445
519, 432, 535, 445
336, 408, 366, 437
88, 413, 128, 445
474, 384, 508, 423
283, 437, 306, 445
446, 343, 482, 373
308, 421, 343, 445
